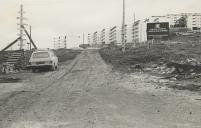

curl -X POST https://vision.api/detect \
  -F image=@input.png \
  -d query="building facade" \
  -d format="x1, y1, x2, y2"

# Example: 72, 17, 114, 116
109, 26, 122, 45
92, 31, 99, 45
132, 20, 148, 43
87, 33, 93, 45
187, 13, 201, 30
132, 20, 141, 43
122, 24, 133, 44
54, 36, 66, 49
100, 28, 110, 45
151, 13, 201, 30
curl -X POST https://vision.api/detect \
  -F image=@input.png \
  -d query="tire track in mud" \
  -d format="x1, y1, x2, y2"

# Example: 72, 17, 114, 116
0, 50, 107, 128
0, 91, 34, 106
72, 50, 108, 128
38, 58, 79, 93
0, 57, 80, 106
63, 50, 93, 96
0, 55, 81, 126
27, 50, 94, 127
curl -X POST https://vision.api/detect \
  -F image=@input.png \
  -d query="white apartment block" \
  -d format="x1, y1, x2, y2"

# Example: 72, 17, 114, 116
92, 31, 100, 45
54, 37, 66, 49
122, 24, 133, 44
109, 26, 122, 45
132, 20, 141, 43
132, 20, 148, 43
187, 13, 201, 30
151, 13, 201, 30
100, 28, 110, 45
108, 25, 133, 46
87, 33, 93, 44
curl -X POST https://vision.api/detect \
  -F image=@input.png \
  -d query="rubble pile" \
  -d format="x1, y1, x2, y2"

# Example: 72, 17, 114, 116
100, 41, 201, 81
149, 58, 201, 80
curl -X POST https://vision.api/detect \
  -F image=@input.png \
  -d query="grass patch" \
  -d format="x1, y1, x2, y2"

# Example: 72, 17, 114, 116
99, 37, 201, 73
54, 48, 82, 62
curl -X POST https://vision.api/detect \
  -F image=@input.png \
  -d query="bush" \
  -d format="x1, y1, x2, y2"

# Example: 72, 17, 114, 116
54, 49, 81, 62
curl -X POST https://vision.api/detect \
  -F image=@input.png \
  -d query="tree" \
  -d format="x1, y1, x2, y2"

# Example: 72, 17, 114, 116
79, 44, 90, 49
174, 16, 187, 28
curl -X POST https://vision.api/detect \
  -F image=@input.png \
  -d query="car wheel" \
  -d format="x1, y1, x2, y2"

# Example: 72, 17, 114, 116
55, 64, 58, 70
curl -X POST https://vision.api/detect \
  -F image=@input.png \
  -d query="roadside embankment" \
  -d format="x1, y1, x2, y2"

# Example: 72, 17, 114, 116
99, 41, 201, 93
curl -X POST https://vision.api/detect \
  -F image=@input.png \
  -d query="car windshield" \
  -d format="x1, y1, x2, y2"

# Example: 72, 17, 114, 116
32, 52, 49, 58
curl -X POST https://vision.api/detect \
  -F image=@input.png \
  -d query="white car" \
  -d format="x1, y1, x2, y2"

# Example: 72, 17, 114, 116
28, 49, 58, 72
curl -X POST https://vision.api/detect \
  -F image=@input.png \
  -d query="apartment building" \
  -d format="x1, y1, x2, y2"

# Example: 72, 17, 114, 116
108, 25, 133, 46
121, 24, 133, 44
187, 13, 201, 30
100, 28, 110, 45
54, 37, 66, 49
87, 33, 93, 44
132, 20, 141, 43
109, 26, 122, 45
150, 13, 201, 30
92, 31, 97, 44
132, 20, 148, 43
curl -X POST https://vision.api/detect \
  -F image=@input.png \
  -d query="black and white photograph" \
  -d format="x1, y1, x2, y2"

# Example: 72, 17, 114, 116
0, 0, 201, 127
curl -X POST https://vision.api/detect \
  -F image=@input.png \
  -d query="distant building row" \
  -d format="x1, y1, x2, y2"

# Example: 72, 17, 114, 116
87, 13, 201, 45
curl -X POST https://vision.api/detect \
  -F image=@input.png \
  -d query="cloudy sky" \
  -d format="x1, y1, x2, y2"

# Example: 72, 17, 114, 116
0, 0, 200, 49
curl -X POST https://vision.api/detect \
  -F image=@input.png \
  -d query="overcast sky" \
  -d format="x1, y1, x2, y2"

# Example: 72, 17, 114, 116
0, 0, 201, 49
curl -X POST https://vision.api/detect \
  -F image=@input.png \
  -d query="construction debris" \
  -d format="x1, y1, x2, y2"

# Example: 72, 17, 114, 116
150, 60, 201, 80
1, 64, 17, 74
0, 50, 26, 74
100, 39, 201, 80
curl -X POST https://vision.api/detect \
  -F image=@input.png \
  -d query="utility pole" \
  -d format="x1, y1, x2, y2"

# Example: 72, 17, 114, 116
17, 4, 27, 50
29, 25, 32, 51
64, 36, 67, 49
122, 0, 126, 53
58, 36, 60, 49
133, 12, 136, 47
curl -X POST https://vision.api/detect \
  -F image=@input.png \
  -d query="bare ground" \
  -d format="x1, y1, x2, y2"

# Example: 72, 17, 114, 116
0, 49, 201, 128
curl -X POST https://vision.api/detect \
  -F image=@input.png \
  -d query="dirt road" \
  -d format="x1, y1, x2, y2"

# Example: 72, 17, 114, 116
0, 49, 201, 128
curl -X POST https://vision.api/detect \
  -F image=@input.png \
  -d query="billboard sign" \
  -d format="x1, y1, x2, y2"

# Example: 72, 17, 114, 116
147, 22, 169, 40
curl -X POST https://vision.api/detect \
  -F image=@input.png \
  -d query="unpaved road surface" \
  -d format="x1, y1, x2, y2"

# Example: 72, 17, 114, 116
0, 49, 201, 128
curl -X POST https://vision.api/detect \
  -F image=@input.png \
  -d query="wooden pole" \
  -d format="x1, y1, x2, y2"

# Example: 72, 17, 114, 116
122, 0, 126, 53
